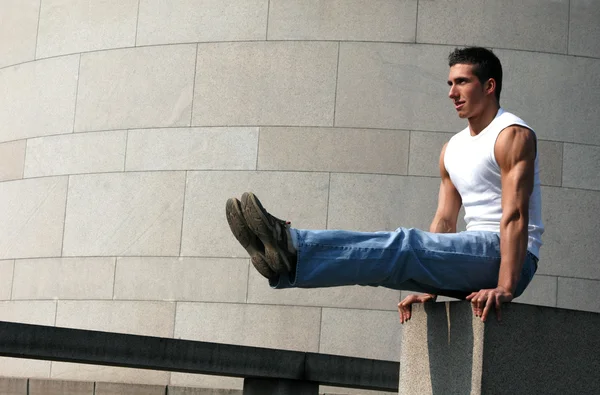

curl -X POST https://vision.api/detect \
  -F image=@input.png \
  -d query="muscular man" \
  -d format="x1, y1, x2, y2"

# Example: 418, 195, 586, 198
226, 47, 543, 323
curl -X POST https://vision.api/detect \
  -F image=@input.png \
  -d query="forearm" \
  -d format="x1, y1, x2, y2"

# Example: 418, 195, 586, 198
498, 215, 529, 295
429, 216, 456, 233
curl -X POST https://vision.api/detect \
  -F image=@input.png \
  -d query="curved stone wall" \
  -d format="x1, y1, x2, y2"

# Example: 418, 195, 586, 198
1, 0, 599, 391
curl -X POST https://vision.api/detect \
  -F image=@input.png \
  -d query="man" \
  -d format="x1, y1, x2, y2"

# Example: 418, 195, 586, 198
226, 47, 543, 323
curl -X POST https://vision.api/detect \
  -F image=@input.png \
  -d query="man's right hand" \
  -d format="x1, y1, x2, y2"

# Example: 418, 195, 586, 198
398, 294, 437, 324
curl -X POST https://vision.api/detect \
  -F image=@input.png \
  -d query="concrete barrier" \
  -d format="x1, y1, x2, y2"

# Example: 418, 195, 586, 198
399, 302, 600, 394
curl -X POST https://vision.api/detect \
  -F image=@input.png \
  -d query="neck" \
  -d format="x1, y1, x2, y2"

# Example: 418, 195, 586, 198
467, 103, 500, 135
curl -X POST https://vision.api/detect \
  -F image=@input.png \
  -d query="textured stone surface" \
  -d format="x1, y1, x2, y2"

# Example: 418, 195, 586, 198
0, 357, 50, 379
319, 308, 401, 361
75, 45, 196, 132
0, 140, 25, 181
569, 0, 600, 58
56, 301, 175, 336
24, 131, 127, 177
180, 171, 328, 257
114, 257, 248, 302
29, 379, 93, 395
258, 127, 409, 175
0, 177, 67, 259
538, 186, 600, 279
537, 140, 563, 187
125, 127, 258, 171
268, 0, 417, 42
557, 277, 600, 313
192, 42, 337, 127
12, 258, 115, 300
0, 55, 79, 143
36, 0, 138, 58
498, 49, 600, 146
137, 0, 268, 45
327, 173, 439, 231
175, 303, 321, 352
247, 267, 399, 310
0, 0, 39, 68
168, 387, 242, 395
95, 383, 166, 395
0, 260, 13, 300
335, 43, 464, 132
513, 274, 557, 308
417, 0, 569, 53
562, 143, 600, 191
408, 131, 452, 177
62, 172, 185, 257
50, 363, 169, 386
320, 386, 396, 395
169, 374, 243, 391
0, 377, 27, 395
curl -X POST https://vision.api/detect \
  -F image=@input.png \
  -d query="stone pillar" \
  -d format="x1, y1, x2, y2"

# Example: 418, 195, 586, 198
399, 301, 600, 394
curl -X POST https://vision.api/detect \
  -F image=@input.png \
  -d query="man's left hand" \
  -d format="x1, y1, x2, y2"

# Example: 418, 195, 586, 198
466, 287, 513, 322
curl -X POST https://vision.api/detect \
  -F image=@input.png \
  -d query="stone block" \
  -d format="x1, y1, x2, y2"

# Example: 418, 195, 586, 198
257, 127, 409, 175
497, 49, 600, 146
537, 140, 562, 187
24, 131, 127, 178
95, 382, 165, 395
0, 377, 27, 395
0, 55, 79, 143
327, 173, 439, 232
192, 42, 337, 127
569, 0, 600, 58
538, 186, 600, 279
12, 258, 115, 300
50, 363, 169, 386
267, 0, 417, 42
0, 357, 50, 379
75, 45, 196, 132
563, 143, 600, 191
319, 386, 395, 395
113, 257, 248, 302
408, 131, 452, 177
137, 0, 268, 45
513, 274, 557, 308
399, 302, 600, 394
0, 0, 39, 68
247, 267, 399, 311
0, 177, 67, 259
180, 171, 328, 257
335, 43, 464, 132
168, 387, 242, 395
175, 303, 321, 352
36, 0, 138, 58
62, 172, 185, 257
0, 140, 25, 181
557, 277, 600, 313
55, 301, 175, 337
29, 379, 93, 395
169, 375, 242, 391
125, 127, 258, 171
319, 308, 401, 361
0, 260, 13, 300
417, 0, 569, 53
0, 300, 56, 325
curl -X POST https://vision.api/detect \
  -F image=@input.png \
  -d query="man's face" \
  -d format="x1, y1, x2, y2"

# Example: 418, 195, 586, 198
447, 64, 488, 119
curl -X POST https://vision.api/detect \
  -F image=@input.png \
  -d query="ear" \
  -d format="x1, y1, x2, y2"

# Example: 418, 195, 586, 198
485, 78, 496, 96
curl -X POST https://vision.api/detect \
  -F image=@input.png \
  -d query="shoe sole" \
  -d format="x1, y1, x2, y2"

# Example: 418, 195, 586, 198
241, 192, 293, 274
226, 197, 275, 279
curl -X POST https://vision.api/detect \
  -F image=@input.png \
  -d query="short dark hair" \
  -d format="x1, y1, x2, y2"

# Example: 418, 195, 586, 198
448, 47, 502, 102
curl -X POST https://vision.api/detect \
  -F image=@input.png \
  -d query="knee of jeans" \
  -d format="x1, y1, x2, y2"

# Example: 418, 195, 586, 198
514, 257, 537, 298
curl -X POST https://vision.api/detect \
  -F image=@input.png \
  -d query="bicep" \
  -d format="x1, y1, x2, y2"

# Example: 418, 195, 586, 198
434, 143, 462, 220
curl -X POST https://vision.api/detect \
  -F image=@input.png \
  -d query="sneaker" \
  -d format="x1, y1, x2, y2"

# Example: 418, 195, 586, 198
226, 197, 275, 280
241, 192, 297, 274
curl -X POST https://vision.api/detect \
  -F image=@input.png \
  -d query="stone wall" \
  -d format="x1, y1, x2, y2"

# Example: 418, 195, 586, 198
1, 0, 599, 391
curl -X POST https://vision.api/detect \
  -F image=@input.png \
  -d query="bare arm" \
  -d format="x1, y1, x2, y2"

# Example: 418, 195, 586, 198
467, 125, 536, 321
495, 126, 535, 294
399, 143, 462, 323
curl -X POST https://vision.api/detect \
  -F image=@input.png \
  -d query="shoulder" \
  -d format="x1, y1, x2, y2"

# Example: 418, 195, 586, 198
495, 126, 536, 168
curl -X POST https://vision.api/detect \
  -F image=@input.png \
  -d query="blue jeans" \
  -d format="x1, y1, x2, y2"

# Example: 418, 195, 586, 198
271, 227, 537, 298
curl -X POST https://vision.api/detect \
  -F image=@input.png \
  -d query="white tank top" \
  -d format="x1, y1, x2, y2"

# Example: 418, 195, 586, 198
444, 108, 544, 257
